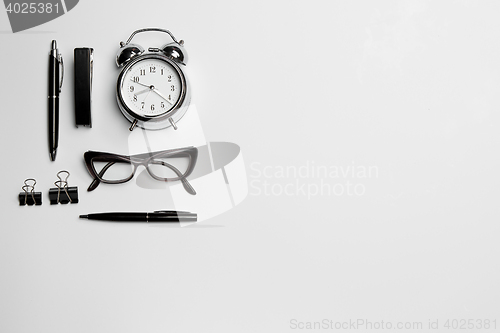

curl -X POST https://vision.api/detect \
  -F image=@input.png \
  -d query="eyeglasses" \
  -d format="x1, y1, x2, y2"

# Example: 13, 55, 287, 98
84, 147, 198, 195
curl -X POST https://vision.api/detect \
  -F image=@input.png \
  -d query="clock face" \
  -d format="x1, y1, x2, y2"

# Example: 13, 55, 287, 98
119, 57, 184, 119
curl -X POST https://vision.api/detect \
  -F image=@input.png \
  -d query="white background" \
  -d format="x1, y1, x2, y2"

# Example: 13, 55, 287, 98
1, 1, 499, 332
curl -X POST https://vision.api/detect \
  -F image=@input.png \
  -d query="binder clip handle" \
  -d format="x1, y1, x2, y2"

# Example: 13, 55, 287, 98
19, 178, 42, 206
49, 170, 79, 205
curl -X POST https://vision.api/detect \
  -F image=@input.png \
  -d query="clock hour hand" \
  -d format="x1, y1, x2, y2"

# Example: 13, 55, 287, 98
151, 88, 174, 105
133, 88, 151, 95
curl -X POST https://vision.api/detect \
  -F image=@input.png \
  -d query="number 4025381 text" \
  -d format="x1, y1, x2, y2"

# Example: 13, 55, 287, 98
5, 3, 59, 14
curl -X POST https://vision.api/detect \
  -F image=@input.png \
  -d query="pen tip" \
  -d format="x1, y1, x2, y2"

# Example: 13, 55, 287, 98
79, 215, 88, 219
50, 150, 57, 161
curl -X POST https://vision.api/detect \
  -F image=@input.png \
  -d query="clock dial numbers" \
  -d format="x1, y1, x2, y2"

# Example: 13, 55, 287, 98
122, 58, 182, 117
151, 87, 174, 105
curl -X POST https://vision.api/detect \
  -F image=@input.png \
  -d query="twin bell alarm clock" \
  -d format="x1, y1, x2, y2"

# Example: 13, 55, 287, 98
115, 28, 190, 131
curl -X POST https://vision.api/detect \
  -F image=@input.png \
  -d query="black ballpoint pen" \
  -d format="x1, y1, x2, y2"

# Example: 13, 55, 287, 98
48, 40, 63, 161
79, 211, 197, 222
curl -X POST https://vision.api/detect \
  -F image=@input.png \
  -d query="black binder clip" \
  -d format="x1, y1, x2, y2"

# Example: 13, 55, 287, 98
19, 178, 42, 206
49, 171, 79, 205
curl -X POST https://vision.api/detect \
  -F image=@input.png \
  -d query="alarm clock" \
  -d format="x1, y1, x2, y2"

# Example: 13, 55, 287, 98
115, 28, 190, 131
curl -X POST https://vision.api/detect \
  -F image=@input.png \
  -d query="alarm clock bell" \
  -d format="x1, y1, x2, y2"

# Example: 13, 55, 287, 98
160, 42, 188, 65
116, 43, 144, 67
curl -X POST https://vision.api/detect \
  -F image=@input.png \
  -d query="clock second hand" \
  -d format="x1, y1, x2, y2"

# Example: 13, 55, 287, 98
142, 90, 152, 104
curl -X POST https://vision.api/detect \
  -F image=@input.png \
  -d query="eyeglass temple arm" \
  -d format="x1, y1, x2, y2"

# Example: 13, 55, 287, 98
151, 161, 196, 195
87, 161, 116, 191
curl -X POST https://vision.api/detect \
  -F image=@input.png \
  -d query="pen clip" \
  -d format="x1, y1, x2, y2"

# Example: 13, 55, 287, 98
89, 50, 93, 87
154, 210, 191, 214
58, 54, 64, 92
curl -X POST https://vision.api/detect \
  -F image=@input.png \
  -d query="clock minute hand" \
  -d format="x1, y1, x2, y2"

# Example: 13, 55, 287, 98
151, 88, 174, 105
130, 79, 151, 89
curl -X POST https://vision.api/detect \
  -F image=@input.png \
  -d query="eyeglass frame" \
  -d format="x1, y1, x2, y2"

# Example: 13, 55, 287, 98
83, 146, 198, 195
